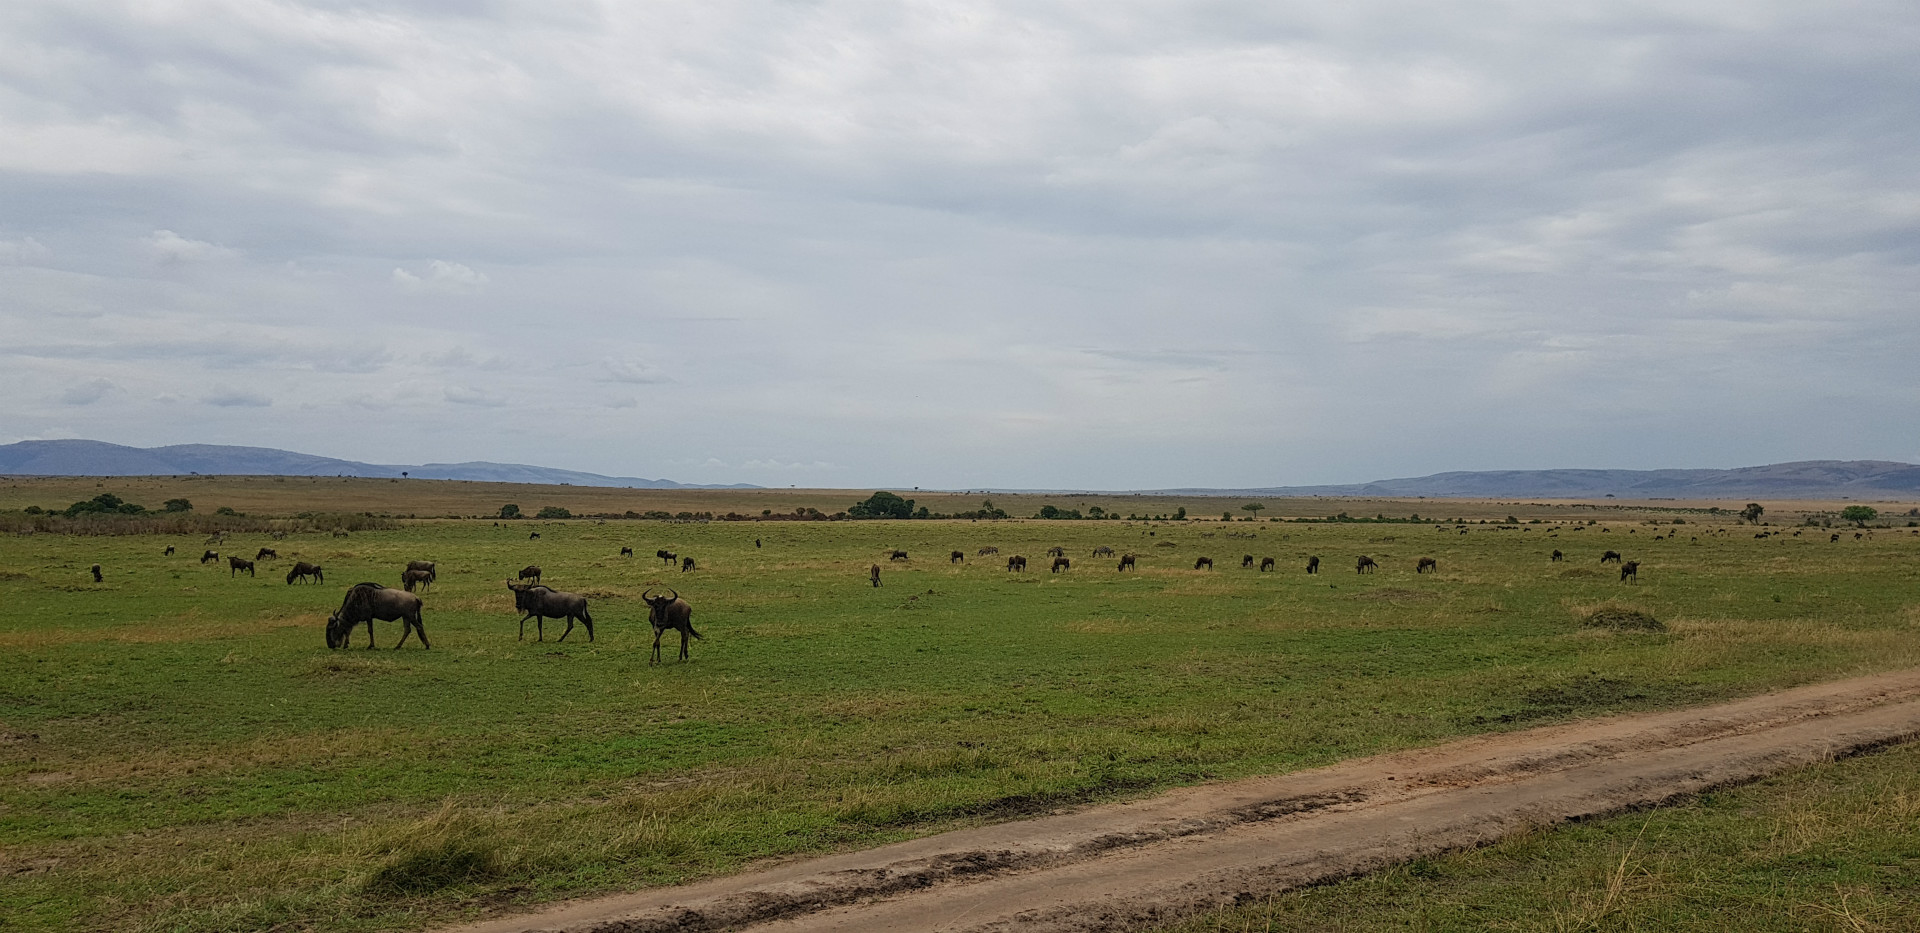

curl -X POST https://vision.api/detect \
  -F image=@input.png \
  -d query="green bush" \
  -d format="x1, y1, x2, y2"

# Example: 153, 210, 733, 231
535, 506, 572, 519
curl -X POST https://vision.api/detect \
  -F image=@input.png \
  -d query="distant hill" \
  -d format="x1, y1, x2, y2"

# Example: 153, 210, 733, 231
0, 440, 759, 489
1149, 461, 1920, 500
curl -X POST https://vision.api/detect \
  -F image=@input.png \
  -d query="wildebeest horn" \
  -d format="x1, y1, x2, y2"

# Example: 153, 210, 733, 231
642, 587, 658, 602
662, 587, 678, 603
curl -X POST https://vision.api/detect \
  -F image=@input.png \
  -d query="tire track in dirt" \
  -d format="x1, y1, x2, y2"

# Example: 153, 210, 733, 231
447, 668, 1920, 933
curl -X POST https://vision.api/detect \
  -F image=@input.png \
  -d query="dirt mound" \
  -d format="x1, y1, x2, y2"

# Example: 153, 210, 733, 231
1350, 587, 1436, 601
1578, 603, 1666, 631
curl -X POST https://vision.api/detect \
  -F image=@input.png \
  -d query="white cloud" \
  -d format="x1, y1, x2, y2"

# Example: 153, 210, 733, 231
394, 261, 489, 295
202, 389, 272, 407
603, 359, 668, 384
443, 385, 507, 407
59, 378, 119, 405
0, 237, 53, 265
145, 230, 237, 263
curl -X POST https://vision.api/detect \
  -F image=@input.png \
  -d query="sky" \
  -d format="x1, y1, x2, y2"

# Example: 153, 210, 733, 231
2, 1, 1917, 489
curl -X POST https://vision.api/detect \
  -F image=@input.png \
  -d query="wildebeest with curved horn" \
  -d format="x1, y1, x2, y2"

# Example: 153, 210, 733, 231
1118, 553, 1136, 571
1356, 555, 1378, 573
870, 564, 881, 587
229, 556, 255, 577
506, 582, 594, 642
1620, 560, 1639, 583
286, 561, 323, 585
255, 547, 277, 560
1417, 557, 1437, 574
1259, 557, 1275, 571
200, 550, 218, 564
1007, 555, 1027, 572
518, 565, 542, 584
401, 569, 433, 592
1051, 556, 1071, 573
642, 587, 700, 664
950, 550, 965, 564
1601, 550, 1622, 564
1194, 556, 1213, 570
888, 549, 908, 562
406, 560, 436, 583
327, 583, 428, 650
681, 556, 696, 572
1306, 556, 1321, 574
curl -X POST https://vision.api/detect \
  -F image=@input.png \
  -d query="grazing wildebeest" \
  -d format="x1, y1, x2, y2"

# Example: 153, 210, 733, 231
1051, 556, 1071, 573
401, 569, 433, 592
255, 548, 277, 560
1356, 555, 1378, 574
1831, 533, 1840, 542
1417, 557, 1437, 574
978, 546, 999, 556
332, 529, 349, 538
90, 564, 103, 582
1118, 554, 1136, 571
950, 550, 965, 564
1092, 546, 1114, 557
326, 583, 428, 650
286, 562, 323, 584
1259, 557, 1275, 571
1194, 556, 1213, 570
870, 564, 881, 587
1620, 560, 1639, 583
642, 587, 699, 664
518, 565, 542, 584
1007, 555, 1027, 572
405, 560, 436, 583
1046, 546, 1066, 557
1551, 550, 1564, 562
1601, 550, 1622, 563
200, 550, 219, 564
529, 532, 540, 540
681, 556, 696, 572
164, 545, 175, 556
620, 546, 633, 557
1306, 556, 1320, 574
506, 582, 593, 642
229, 556, 255, 577
1240, 554, 1254, 568
888, 549, 908, 561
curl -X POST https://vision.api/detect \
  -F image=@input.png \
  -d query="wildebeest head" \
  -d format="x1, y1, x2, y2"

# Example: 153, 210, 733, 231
641, 586, 683, 620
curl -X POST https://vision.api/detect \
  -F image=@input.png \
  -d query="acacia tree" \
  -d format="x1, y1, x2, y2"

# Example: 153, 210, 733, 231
1839, 505, 1878, 524
1740, 503, 1765, 523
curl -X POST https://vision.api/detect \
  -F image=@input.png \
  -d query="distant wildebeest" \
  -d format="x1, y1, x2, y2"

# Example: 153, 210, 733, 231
332, 529, 349, 538
164, 545, 175, 556
642, 587, 699, 664
1620, 560, 1639, 583
755, 538, 761, 548
658, 550, 677, 566
1306, 556, 1320, 574
620, 546, 633, 557
506, 581, 593, 642
1551, 550, 1564, 562
951, 550, 965, 563
1051, 556, 1071, 573
405, 560, 435, 583
286, 562, 323, 585
681, 556, 696, 572
1259, 557, 1275, 571
1356, 555, 1377, 574
1046, 546, 1065, 557
1007, 555, 1027, 572
1118, 554, 1136, 571
1417, 557, 1437, 574
1194, 556, 1213, 570
229, 556, 255, 577
518, 564, 542, 584
200, 550, 218, 564
1831, 533, 1840, 542
1855, 532, 1864, 540
255, 548, 277, 560
1241, 554, 1255, 568
326, 582, 428, 650
90, 564, 103, 582
529, 532, 540, 540
401, 569, 433, 592
1601, 550, 1622, 563
978, 546, 999, 556
870, 564, 881, 587
888, 549, 909, 561
1092, 546, 1114, 557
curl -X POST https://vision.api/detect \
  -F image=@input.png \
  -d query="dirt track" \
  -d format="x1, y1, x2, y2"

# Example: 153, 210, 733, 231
448, 668, 1920, 933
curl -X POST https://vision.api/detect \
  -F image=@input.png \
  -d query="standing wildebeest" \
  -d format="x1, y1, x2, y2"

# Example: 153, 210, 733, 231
90, 564, 103, 582
255, 548, 277, 560
1046, 546, 1066, 557
200, 550, 218, 564
529, 531, 540, 540
681, 556, 696, 572
1620, 560, 1639, 583
405, 560, 436, 583
1092, 546, 1114, 557
229, 556, 255, 577
642, 587, 699, 664
518, 565, 542, 584
620, 546, 633, 557
1051, 556, 1071, 573
287, 562, 323, 585
1259, 557, 1275, 571
1118, 554, 1136, 571
326, 583, 428, 649
888, 549, 909, 562
950, 550, 965, 564
870, 564, 881, 587
978, 546, 999, 556
1601, 550, 1622, 563
1417, 557, 1437, 574
1007, 555, 1027, 572
1307, 556, 1320, 574
1551, 550, 1564, 562
164, 545, 175, 556
657, 549, 677, 566
755, 538, 761, 548
1194, 556, 1214, 570
401, 569, 433, 592
1356, 555, 1378, 574
1241, 554, 1255, 568
506, 582, 594, 642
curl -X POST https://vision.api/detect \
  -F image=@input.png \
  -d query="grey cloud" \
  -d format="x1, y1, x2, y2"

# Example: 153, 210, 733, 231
202, 389, 272, 408
58, 377, 118, 405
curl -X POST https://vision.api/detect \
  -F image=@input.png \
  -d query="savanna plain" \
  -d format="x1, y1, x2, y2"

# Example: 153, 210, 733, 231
4, 478, 1920, 932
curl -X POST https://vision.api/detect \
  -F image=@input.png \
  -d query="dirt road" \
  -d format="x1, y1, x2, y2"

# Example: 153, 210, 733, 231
448, 668, 1920, 933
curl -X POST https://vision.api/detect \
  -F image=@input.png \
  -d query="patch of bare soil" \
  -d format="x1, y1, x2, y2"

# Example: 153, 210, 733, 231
445, 669, 1920, 933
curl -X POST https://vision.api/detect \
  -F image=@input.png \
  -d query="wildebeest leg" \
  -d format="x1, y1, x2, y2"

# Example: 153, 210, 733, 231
363, 619, 377, 649
651, 629, 665, 665
518, 612, 531, 641
680, 629, 691, 661
393, 618, 414, 649
558, 616, 575, 642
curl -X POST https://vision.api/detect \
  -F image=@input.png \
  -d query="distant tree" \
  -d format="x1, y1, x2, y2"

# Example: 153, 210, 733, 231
63, 493, 145, 517
1740, 503, 1765, 523
535, 506, 572, 519
23, 505, 43, 515
499, 504, 522, 519
1223, 511, 1234, 521
1242, 503, 1265, 517
1839, 505, 1878, 523
849, 491, 915, 519
1174, 506, 1186, 521
401, 471, 409, 479
162, 498, 192, 512
214, 506, 239, 516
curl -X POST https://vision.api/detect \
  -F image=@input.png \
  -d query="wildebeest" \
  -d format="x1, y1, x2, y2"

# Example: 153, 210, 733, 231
1417, 557, 1437, 574
229, 556, 255, 577
888, 549, 908, 561
1051, 556, 1071, 573
620, 546, 633, 557
1831, 533, 1840, 542
950, 550, 965, 563
657, 549, 676, 565
1356, 555, 1378, 574
1007, 555, 1027, 572
200, 550, 218, 564
1601, 551, 1622, 563
978, 546, 999, 556
1620, 560, 1639, 583
518, 565, 542, 584
1240, 555, 1254, 568
529, 532, 540, 540
755, 538, 761, 548
1046, 546, 1066, 557
1551, 550, 1564, 562
326, 583, 428, 650
90, 564, 102, 582
1194, 556, 1213, 570
255, 548, 277, 560
286, 562, 323, 584
641, 587, 700, 664
1092, 546, 1114, 557
681, 556, 697, 572
506, 581, 594, 642
332, 529, 350, 538
1259, 557, 1275, 571
405, 560, 436, 583
1306, 556, 1320, 574
870, 564, 881, 587
401, 569, 433, 592
1118, 554, 1136, 571
164, 545, 175, 556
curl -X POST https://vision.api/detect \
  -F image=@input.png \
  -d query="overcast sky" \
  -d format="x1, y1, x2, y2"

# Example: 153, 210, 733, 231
2, 1, 1917, 488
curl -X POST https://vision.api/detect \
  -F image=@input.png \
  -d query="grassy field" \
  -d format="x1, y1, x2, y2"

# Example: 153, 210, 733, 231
3, 486, 1919, 932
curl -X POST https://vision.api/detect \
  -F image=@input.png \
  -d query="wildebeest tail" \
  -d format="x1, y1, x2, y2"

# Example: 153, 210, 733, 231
688, 622, 704, 640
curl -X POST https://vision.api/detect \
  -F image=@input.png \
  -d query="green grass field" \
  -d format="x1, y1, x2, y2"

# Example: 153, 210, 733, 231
4, 505, 1919, 932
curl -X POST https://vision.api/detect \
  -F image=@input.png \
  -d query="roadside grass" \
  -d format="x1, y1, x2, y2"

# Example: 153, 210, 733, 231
2, 512, 1918, 931
1157, 740, 1920, 932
